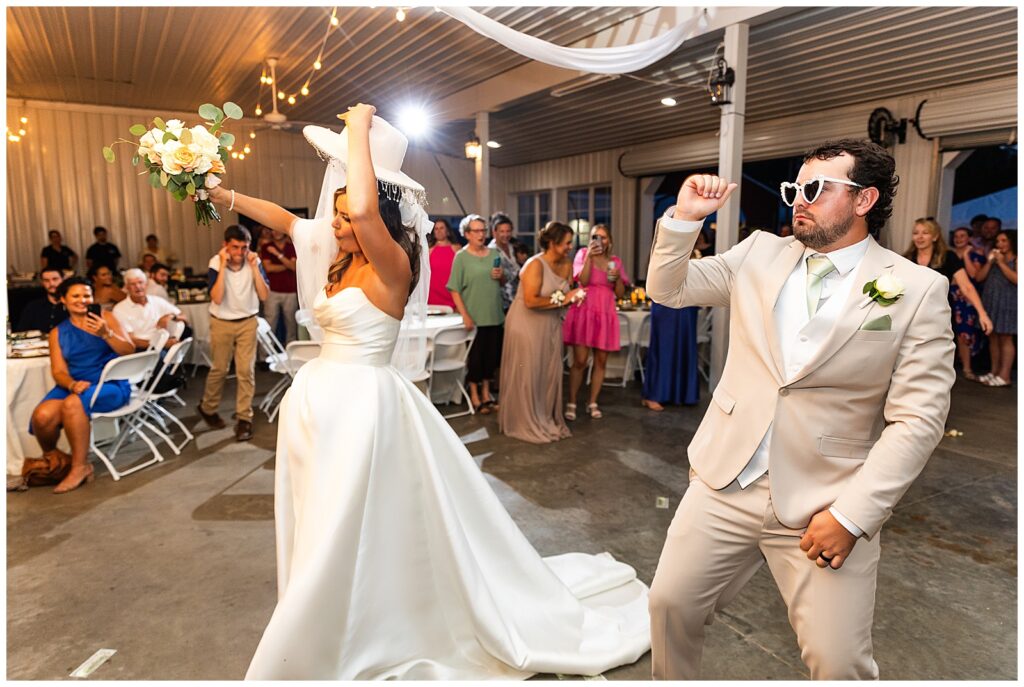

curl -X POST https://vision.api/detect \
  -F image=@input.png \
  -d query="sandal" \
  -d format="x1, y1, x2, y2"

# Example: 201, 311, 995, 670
480, 400, 497, 414
984, 375, 1010, 387
565, 403, 577, 421
587, 403, 603, 419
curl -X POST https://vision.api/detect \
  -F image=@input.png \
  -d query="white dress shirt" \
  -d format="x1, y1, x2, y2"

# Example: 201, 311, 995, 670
113, 294, 181, 343
660, 209, 867, 537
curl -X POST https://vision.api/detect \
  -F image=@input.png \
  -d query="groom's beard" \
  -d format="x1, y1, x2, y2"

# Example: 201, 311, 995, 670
793, 209, 855, 250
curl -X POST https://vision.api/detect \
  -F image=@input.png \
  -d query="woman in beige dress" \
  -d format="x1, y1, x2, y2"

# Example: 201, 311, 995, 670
498, 222, 584, 443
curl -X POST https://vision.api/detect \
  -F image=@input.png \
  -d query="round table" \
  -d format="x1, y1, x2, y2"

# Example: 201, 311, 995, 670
6, 356, 68, 475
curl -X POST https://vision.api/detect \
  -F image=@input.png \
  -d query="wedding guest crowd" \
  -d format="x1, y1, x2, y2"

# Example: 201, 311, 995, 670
448, 214, 504, 413
88, 264, 127, 310
28, 277, 135, 493
85, 226, 122, 271
16, 267, 68, 333
260, 229, 299, 344
113, 268, 188, 351
563, 224, 628, 420
976, 229, 1017, 387
428, 219, 459, 310
499, 221, 579, 442
197, 224, 269, 442
40, 230, 77, 272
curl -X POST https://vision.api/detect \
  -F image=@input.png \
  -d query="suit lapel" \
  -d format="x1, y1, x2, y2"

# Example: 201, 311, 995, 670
761, 240, 805, 382
788, 237, 895, 384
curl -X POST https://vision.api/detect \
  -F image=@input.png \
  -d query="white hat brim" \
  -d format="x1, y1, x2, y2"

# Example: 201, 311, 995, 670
303, 124, 425, 193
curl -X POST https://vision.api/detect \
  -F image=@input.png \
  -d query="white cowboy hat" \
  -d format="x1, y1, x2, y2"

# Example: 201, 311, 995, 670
303, 115, 425, 193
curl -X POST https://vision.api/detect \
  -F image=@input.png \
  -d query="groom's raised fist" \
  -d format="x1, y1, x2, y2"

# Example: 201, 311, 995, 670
673, 174, 738, 222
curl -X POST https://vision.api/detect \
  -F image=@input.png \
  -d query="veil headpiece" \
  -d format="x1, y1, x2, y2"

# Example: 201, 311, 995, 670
295, 116, 431, 381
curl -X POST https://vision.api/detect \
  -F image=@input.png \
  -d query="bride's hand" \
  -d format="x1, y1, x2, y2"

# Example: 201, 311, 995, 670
207, 185, 231, 206
340, 104, 376, 129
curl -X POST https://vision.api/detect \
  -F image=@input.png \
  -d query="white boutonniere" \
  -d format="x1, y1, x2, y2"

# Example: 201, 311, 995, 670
862, 274, 905, 306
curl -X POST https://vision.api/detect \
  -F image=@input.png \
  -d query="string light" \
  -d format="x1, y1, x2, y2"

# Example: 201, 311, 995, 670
313, 60, 322, 70
396, 7, 406, 21
231, 152, 239, 159
254, 8, 339, 115
330, 15, 339, 26
238, 153, 245, 160
300, 85, 310, 96
249, 131, 256, 139
287, 95, 296, 105
255, 105, 262, 116
243, 145, 251, 154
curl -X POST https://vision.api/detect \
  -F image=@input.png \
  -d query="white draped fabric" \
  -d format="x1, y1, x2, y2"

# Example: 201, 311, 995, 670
440, 6, 706, 74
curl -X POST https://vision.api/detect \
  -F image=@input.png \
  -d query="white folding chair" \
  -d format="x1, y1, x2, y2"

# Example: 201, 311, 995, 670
88, 350, 166, 481
146, 328, 170, 353
428, 305, 454, 315
256, 316, 291, 419
427, 325, 477, 419
263, 341, 321, 422
141, 338, 195, 453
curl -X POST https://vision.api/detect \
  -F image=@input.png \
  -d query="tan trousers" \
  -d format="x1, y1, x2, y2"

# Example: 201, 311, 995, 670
201, 316, 258, 422
649, 471, 881, 680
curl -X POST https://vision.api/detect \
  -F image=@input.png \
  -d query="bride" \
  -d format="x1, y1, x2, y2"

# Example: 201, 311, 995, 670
207, 104, 649, 680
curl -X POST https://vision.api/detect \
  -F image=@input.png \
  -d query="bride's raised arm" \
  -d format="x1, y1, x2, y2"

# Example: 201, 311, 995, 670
207, 185, 300, 237
343, 104, 412, 288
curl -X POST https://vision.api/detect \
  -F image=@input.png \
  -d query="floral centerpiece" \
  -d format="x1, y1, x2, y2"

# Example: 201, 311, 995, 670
103, 102, 242, 225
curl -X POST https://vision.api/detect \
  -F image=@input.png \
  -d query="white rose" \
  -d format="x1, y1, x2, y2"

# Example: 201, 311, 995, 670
188, 144, 214, 174
874, 274, 905, 300
164, 119, 185, 139
205, 174, 222, 189
190, 125, 221, 157
161, 140, 185, 175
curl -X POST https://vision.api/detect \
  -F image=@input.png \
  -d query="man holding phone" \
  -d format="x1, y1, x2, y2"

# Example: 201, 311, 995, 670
198, 224, 270, 441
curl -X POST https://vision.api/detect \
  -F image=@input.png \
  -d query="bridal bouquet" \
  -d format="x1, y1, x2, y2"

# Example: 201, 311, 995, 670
103, 102, 242, 225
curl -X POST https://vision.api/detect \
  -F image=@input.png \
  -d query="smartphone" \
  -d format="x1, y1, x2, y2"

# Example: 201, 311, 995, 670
87, 303, 102, 317
493, 256, 501, 268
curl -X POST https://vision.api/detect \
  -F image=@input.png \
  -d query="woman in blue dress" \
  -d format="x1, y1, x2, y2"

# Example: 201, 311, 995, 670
640, 303, 700, 410
29, 277, 135, 493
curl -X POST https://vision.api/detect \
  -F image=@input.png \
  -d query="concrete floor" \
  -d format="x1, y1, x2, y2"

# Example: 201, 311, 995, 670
7, 369, 1017, 680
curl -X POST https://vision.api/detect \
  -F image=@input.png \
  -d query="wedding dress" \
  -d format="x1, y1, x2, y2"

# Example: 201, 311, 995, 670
244, 285, 650, 679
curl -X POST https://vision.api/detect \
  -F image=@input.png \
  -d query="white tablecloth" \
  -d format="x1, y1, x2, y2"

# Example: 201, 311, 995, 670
7, 356, 68, 475
178, 302, 212, 365
617, 309, 651, 346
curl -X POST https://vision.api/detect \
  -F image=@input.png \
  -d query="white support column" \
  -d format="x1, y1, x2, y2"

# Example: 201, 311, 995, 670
475, 111, 491, 219
710, 22, 748, 389
935, 149, 974, 232
637, 175, 666, 280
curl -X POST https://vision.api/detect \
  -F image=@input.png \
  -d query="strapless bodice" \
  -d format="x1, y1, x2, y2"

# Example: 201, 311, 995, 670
313, 287, 400, 366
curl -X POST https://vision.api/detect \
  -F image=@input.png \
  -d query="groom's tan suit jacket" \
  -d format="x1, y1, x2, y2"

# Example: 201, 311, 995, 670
647, 224, 955, 538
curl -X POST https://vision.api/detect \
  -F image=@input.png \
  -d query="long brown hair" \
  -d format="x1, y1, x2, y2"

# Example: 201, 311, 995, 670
903, 218, 948, 269
327, 184, 421, 294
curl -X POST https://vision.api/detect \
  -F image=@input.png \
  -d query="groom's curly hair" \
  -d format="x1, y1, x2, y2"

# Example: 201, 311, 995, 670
803, 139, 899, 235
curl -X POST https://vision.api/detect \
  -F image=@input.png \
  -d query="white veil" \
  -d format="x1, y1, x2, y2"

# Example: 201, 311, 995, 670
292, 155, 431, 381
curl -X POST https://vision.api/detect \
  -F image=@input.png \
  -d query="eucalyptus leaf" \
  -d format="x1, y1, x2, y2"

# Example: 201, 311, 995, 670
162, 131, 178, 144
153, 117, 166, 130
180, 128, 193, 145
223, 102, 243, 120
129, 124, 147, 136
218, 132, 235, 147
160, 171, 169, 187
149, 171, 161, 189
186, 181, 197, 195
210, 122, 222, 136
173, 186, 188, 202
131, 154, 140, 166
198, 103, 219, 120
102, 146, 115, 163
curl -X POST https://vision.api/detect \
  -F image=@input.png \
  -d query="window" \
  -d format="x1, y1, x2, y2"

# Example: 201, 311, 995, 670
566, 185, 612, 250
516, 191, 551, 254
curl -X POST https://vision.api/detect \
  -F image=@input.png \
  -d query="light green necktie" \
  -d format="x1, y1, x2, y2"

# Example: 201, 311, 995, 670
806, 254, 837, 318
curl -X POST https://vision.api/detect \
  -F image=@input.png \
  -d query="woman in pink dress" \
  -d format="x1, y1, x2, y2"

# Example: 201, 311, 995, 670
563, 224, 629, 419
427, 219, 458, 309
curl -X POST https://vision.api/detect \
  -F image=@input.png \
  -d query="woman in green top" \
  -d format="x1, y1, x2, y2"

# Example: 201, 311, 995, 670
447, 214, 506, 414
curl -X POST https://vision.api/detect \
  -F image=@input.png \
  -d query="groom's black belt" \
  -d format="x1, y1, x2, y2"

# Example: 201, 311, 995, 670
211, 314, 256, 323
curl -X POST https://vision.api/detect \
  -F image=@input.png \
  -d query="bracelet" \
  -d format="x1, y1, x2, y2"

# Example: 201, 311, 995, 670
229, 189, 236, 212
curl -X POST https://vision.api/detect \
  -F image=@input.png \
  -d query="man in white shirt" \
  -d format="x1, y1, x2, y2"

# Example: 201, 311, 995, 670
197, 224, 269, 442
113, 268, 187, 350
146, 262, 173, 301
645, 139, 954, 679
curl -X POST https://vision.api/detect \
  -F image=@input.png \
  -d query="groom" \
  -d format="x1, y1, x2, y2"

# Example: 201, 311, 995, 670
646, 139, 955, 679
